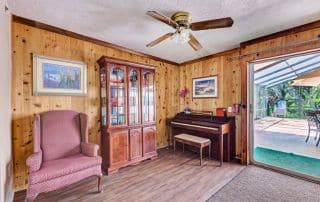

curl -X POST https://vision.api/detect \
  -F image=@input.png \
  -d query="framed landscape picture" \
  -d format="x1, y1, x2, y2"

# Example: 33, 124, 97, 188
33, 54, 87, 96
192, 75, 218, 98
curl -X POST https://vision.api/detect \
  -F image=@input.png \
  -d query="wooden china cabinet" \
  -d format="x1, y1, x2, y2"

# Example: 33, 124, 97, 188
97, 56, 157, 174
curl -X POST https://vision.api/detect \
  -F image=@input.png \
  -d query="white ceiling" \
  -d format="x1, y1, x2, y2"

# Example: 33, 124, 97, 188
10, 0, 320, 63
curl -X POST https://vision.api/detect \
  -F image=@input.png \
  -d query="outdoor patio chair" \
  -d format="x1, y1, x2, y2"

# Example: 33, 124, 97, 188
305, 111, 320, 146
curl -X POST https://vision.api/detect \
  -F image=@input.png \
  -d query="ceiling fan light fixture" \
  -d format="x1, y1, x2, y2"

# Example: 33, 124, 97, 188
171, 28, 190, 44
146, 10, 233, 51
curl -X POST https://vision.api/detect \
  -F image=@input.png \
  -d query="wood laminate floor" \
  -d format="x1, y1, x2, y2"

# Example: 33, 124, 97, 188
14, 149, 245, 202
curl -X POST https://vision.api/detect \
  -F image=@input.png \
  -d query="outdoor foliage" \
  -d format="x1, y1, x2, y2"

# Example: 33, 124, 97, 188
266, 81, 320, 118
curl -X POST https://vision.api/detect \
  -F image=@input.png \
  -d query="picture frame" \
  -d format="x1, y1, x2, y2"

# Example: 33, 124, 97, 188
33, 54, 87, 96
192, 75, 218, 98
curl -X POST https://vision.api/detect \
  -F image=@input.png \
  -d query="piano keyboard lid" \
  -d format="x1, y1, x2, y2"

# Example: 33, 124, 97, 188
174, 112, 231, 124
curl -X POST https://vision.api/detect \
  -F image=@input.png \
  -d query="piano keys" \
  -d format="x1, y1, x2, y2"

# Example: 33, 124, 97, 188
167, 111, 236, 162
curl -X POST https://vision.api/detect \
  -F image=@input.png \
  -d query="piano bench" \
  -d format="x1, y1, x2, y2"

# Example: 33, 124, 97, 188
174, 134, 212, 166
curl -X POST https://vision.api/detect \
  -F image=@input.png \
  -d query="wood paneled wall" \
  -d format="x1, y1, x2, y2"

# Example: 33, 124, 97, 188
179, 50, 242, 157
12, 22, 179, 190
178, 26, 320, 164
178, 26, 320, 163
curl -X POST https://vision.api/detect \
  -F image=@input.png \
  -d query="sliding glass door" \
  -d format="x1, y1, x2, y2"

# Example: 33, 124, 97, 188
249, 51, 320, 181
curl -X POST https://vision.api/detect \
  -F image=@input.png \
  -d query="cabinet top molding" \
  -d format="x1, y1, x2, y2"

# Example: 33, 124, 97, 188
97, 56, 156, 70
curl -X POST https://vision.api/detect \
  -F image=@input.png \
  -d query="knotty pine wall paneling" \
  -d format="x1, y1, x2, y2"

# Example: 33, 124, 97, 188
178, 27, 320, 165
12, 22, 179, 190
179, 50, 242, 157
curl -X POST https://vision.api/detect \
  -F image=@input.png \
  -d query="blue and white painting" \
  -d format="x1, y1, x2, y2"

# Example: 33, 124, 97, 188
42, 63, 81, 90
193, 76, 218, 98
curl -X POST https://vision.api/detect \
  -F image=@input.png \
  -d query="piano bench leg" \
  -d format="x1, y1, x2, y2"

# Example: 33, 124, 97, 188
200, 146, 203, 166
208, 144, 211, 160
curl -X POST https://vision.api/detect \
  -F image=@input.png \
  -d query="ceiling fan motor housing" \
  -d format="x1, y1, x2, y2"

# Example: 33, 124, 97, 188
146, 10, 233, 51
171, 11, 192, 28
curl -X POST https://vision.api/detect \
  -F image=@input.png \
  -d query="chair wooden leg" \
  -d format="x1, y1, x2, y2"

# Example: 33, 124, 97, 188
26, 196, 37, 202
98, 175, 104, 193
208, 143, 211, 160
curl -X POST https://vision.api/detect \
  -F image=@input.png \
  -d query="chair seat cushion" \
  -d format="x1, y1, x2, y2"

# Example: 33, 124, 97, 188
29, 154, 102, 184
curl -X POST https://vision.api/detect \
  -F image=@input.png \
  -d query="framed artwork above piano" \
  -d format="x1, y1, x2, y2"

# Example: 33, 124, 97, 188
97, 56, 158, 174
192, 75, 218, 98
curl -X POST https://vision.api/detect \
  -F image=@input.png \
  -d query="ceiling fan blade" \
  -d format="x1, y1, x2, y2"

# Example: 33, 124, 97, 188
190, 17, 233, 31
188, 34, 203, 51
147, 11, 178, 28
146, 33, 174, 47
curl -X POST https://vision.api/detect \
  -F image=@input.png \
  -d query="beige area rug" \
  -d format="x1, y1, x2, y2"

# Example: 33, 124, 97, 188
208, 166, 320, 202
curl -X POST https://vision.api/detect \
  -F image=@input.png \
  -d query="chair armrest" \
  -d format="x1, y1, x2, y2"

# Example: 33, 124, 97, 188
26, 150, 42, 173
81, 142, 99, 157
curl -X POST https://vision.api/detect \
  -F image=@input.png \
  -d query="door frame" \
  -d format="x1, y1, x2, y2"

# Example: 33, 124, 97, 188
247, 50, 320, 183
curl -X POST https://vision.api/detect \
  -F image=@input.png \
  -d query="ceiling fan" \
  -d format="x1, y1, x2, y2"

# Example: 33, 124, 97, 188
146, 11, 234, 51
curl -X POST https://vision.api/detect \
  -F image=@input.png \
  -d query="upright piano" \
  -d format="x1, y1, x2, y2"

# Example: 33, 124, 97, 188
167, 111, 236, 162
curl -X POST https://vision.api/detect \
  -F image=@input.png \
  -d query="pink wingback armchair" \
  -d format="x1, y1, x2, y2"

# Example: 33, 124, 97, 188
26, 110, 103, 201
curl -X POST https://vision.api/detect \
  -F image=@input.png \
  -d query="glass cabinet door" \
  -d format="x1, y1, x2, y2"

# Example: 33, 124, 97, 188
129, 69, 140, 125
100, 67, 107, 127
142, 71, 155, 123
109, 65, 126, 126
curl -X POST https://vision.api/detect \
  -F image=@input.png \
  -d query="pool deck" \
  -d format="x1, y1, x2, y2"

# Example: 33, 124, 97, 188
254, 117, 320, 159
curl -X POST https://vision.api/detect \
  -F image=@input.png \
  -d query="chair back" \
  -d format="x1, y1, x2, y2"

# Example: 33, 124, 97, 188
40, 110, 81, 161
305, 111, 320, 129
